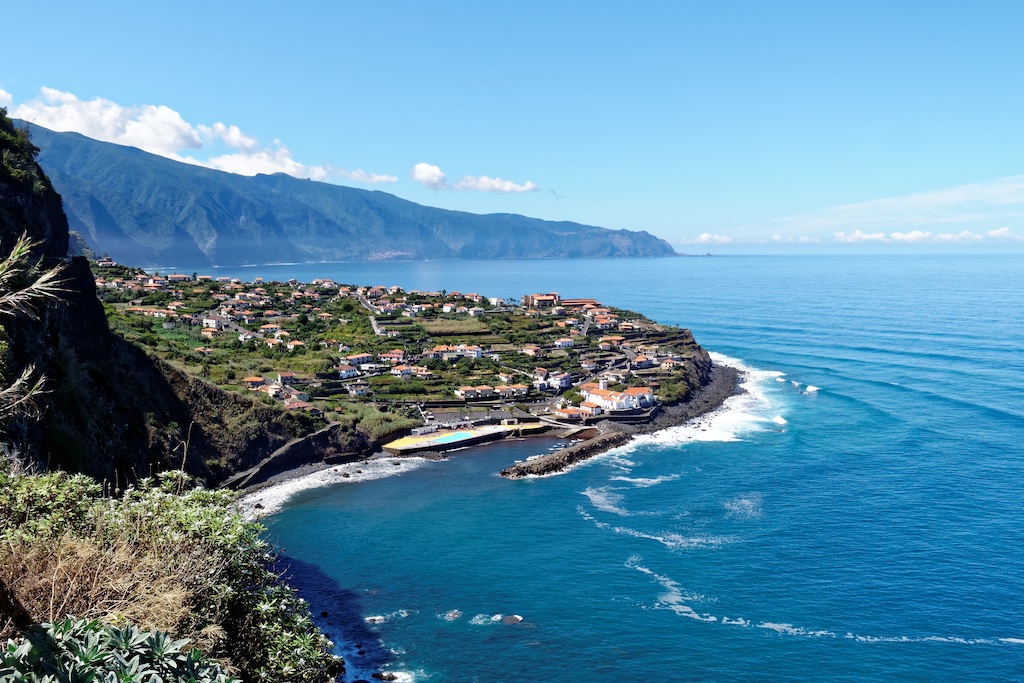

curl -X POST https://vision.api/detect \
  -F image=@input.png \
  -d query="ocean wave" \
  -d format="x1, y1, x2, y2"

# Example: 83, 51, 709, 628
626, 557, 717, 622
581, 487, 630, 516
599, 353, 787, 455
578, 506, 726, 548
724, 493, 763, 519
239, 457, 433, 516
364, 609, 414, 625
625, 556, 1016, 648
614, 526, 731, 550
846, 633, 998, 645
469, 613, 524, 626
437, 609, 463, 622
608, 473, 681, 488
759, 622, 835, 637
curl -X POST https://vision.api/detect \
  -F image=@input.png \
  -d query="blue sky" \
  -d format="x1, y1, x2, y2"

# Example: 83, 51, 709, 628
3, 1, 1024, 252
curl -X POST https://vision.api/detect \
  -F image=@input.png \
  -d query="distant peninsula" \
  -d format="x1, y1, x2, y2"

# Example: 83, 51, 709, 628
22, 122, 677, 266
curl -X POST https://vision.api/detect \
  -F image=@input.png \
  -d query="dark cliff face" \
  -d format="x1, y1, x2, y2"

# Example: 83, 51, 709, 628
25, 122, 678, 266
0, 110, 319, 485
0, 119, 68, 259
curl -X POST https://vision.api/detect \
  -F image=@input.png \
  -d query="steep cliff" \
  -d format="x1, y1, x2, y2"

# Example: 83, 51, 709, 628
0, 109, 339, 485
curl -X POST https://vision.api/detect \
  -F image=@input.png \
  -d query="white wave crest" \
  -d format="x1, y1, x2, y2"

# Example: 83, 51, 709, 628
759, 622, 835, 638
601, 353, 786, 454
724, 493, 763, 519
847, 633, 996, 645
626, 558, 717, 622
608, 473, 681, 488
364, 609, 413, 625
582, 487, 630, 516
469, 613, 510, 625
804, 385, 820, 393
613, 525, 730, 550
772, 415, 788, 425
240, 457, 433, 516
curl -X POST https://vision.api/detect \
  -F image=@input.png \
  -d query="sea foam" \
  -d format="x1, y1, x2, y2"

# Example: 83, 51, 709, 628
581, 487, 630, 516
607, 353, 786, 454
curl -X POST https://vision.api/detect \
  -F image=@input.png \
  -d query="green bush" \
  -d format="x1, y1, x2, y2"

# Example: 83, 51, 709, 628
0, 470, 343, 682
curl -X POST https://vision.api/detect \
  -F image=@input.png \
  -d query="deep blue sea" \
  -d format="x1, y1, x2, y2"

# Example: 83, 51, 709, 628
233, 255, 1024, 682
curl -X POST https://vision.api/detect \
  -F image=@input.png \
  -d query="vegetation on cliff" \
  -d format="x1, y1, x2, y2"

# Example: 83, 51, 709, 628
0, 468, 342, 681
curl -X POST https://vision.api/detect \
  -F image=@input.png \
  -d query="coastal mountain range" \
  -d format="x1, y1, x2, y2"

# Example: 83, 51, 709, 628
22, 122, 677, 266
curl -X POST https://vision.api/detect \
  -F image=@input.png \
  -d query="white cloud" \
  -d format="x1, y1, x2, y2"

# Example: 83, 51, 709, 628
13, 87, 200, 156
412, 162, 538, 193
339, 169, 399, 184
987, 227, 1024, 241
412, 162, 449, 190
771, 234, 819, 244
833, 230, 889, 243
198, 122, 258, 150
0, 88, 12, 108
833, 228, 1020, 244
9, 87, 396, 185
201, 145, 329, 181
455, 175, 538, 193
684, 233, 734, 244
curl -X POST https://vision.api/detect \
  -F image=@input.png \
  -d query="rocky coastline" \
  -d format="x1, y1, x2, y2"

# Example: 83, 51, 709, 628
237, 363, 742, 495
499, 363, 742, 478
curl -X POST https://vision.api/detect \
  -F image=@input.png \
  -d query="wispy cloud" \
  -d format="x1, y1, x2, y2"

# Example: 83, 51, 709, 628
683, 176, 1024, 247
678, 233, 734, 245
775, 175, 1024, 234
412, 162, 538, 193
835, 227, 1023, 243
10, 87, 397, 185
771, 234, 820, 244
455, 175, 538, 193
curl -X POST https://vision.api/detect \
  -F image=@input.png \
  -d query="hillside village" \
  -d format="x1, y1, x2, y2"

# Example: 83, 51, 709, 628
94, 259, 709, 441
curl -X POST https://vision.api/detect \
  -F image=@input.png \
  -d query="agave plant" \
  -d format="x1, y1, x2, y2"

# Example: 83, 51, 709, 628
0, 617, 238, 683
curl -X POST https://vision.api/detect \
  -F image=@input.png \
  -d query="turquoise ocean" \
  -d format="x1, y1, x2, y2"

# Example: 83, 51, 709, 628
218, 255, 1024, 682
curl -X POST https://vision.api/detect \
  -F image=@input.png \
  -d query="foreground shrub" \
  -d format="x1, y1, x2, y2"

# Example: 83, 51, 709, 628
0, 616, 237, 682
0, 468, 343, 682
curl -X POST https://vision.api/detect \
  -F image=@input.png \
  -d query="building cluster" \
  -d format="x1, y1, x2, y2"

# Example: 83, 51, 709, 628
102, 272, 690, 421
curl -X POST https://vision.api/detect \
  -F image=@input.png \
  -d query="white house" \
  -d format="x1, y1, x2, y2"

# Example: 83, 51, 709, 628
335, 364, 360, 379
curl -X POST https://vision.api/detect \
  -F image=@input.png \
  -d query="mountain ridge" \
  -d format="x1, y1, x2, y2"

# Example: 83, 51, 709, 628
22, 122, 677, 266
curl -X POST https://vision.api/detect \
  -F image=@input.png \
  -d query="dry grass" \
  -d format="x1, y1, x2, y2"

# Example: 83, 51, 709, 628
419, 318, 491, 335
0, 513, 226, 652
